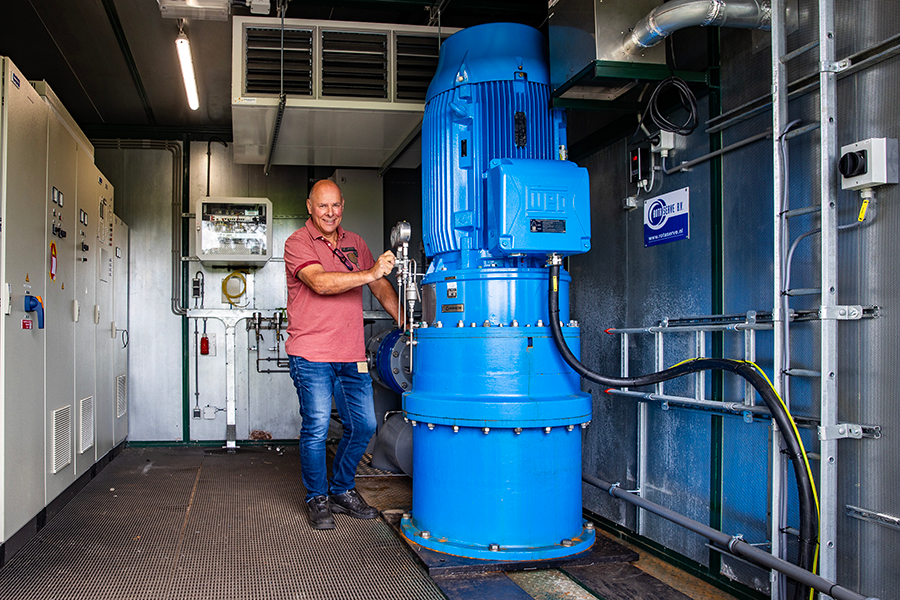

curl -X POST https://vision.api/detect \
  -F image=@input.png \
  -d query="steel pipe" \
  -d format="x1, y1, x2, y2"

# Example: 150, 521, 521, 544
623, 0, 771, 55
582, 474, 877, 600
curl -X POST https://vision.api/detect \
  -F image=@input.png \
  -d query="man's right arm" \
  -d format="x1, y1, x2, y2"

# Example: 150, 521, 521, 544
298, 250, 395, 296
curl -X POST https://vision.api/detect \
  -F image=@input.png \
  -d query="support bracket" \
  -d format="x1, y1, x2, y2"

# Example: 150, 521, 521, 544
819, 304, 862, 320
819, 59, 851, 73
817, 423, 881, 440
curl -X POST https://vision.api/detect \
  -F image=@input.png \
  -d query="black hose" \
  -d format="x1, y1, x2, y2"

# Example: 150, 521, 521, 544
548, 264, 818, 598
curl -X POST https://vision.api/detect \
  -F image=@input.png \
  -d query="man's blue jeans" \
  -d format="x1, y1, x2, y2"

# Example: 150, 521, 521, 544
289, 356, 376, 501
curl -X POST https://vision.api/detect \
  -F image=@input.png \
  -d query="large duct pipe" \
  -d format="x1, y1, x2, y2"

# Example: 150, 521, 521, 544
623, 0, 771, 55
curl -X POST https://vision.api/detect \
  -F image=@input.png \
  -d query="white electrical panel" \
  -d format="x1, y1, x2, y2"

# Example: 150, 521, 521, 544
195, 197, 273, 266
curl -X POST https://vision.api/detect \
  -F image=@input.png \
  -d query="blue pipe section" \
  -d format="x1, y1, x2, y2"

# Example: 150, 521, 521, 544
403, 22, 594, 560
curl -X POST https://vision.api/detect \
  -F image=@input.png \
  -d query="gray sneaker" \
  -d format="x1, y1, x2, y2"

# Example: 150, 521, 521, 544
329, 489, 378, 519
306, 495, 335, 529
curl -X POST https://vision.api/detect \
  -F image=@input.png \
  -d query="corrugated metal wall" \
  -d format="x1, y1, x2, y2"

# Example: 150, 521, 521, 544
571, 1, 900, 597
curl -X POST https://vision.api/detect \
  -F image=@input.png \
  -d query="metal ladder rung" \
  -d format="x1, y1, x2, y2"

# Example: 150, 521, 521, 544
785, 368, 821, 378
784, 205, 821, 218
780, 41, 820, 64
785, 288, 821, 296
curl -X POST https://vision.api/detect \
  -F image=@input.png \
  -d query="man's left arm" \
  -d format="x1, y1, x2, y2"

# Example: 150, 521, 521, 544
368, 278, 400, 325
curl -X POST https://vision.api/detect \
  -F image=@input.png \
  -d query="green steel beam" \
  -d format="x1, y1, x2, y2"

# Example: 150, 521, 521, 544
553, 60, 708, 101
707, 27, 726, 580
181, 136, 191, 443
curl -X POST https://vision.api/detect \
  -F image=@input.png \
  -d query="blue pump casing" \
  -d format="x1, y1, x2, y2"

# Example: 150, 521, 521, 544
402, 22, 593, 560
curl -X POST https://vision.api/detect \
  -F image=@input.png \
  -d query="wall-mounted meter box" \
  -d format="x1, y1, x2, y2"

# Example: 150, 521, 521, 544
485, 158, 591, 257
195, 197, 273, 266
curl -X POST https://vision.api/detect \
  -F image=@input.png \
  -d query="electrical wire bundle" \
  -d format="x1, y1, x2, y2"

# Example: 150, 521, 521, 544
547, 263, 819, 600
633, 76, 699, 139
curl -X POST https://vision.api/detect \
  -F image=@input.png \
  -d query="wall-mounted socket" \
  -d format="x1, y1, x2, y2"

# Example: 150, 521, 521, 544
839, 138, 898, 191
651, 131, 676, 156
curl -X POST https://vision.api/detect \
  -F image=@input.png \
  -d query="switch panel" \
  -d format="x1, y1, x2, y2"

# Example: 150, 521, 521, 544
839, 138, 898, 191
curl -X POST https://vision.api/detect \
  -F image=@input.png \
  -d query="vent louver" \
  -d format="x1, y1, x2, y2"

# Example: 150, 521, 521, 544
52, 406, 72, 473
245, 27, 313, 96
79, 396, 94, 454
116, 374, 128, 418
396, 35, 441, 102
321, 30, 388, 99
232, 18, 458, 167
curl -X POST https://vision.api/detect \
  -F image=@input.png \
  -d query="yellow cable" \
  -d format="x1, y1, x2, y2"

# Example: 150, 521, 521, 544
222, 270, 249, 307
659, 356, 821, 593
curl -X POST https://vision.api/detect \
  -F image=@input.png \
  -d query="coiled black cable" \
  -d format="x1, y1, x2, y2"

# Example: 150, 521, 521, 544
548, 263, 817, 599
633, 76, 699, 138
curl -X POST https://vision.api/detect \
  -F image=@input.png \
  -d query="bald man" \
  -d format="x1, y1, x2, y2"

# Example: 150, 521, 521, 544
284, 179, 399, 530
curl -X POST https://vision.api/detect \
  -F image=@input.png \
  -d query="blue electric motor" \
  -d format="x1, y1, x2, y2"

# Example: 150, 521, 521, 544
401, 23, 593, 560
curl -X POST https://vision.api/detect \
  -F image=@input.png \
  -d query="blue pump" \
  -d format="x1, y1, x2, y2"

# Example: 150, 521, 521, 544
401, 23, 594, 560
24, 295, 44, 329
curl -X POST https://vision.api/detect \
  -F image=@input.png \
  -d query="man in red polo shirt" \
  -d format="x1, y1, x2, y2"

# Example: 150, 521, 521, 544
284, 179, 399, 530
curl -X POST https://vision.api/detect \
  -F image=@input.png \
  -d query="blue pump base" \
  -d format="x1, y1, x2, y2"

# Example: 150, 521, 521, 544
400, 515, 595, 561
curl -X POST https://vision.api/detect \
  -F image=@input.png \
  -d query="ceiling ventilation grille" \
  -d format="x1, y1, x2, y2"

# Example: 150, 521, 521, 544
396, 34, 441, 102
245, 27, 313, 96
232, 17, 457, 167
321, 30, 388, 99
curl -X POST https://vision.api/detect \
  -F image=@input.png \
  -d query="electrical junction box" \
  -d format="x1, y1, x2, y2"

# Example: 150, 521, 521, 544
195, 197, 273, 266
839, 138, 898, 191
485, 158, 591, 257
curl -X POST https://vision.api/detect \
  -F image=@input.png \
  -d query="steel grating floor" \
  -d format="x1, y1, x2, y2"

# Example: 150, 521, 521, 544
0, 446, 442, 600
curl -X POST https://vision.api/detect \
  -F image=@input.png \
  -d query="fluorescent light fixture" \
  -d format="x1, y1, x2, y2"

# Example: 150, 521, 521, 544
176, 32, 200, 110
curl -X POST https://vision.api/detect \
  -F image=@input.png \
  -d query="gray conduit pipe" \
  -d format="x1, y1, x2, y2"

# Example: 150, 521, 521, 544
582, 473, 878, 600
623, 0, 771, 55
92, 140, 185, 315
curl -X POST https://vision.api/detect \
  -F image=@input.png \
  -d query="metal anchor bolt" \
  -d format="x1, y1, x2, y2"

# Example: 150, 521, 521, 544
561, 539, 574, 547
402, 513, 411, 520
427, 423, 435, 430
488, 543, 500, 551
544, 427, 551, 434
411, 420, 418, 427
567, 425, 574, 432
452, 425, 459, 433
514, 427, 523, 435
482, 427, 490, 434
585, 522, 595, 530
420, 531, 432, 539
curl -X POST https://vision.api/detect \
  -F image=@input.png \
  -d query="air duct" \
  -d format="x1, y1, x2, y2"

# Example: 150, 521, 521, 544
622, 0, 771, 55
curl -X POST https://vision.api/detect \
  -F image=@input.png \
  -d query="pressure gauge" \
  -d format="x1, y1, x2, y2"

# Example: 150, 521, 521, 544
390, 221, 412, 249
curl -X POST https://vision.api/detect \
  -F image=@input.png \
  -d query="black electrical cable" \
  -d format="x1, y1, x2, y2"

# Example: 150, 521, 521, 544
633, 76, 699, 140
547, 263, 817, 598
